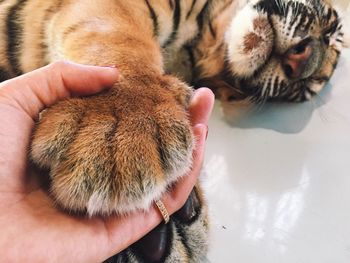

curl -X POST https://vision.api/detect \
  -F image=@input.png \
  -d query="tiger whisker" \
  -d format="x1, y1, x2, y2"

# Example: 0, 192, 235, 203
252, 85, 269, 113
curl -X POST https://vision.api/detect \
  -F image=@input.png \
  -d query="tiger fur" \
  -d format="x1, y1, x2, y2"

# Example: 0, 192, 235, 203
0, 0, 345, 262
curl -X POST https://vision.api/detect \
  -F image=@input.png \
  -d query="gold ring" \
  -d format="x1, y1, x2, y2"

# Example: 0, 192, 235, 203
155, 200, 170, 224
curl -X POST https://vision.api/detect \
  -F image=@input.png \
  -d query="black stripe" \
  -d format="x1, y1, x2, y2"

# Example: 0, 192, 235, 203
289, 3, 303, 27
307, 89, 316, 97
168, 0, 174, 10
326, 8, 332, 21
279, 81, 288, 95
186, 0, 196, 19
292, 5, 314, 37
184, 45, 195, 70
196, 0, 210, 36
155, 119, 173, 173
0, 67, 11, 82
336, 38, 343, 43
208, 21, 216, 39
292, 10, 310, 37
303, 15, 314, 32
255, 0, 284, 16
287, 90, 299, 101
332, 9, 338, 20
265, 78, 272, 97
163, 0, 181, 48
184, 45, 196, 82
145, 0, 159, 37
326, 20, 340, 35
6, 0, 28, 76
312, 76, 330, 83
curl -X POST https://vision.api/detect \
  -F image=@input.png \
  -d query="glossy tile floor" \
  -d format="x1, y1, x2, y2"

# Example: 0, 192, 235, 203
202, 48, 350, 262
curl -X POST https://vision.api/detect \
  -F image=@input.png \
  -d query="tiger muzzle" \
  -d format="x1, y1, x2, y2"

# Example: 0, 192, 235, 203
282, 38, 324, 80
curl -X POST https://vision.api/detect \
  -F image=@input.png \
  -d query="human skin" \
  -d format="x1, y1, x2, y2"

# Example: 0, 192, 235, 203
0, 61, 214, 262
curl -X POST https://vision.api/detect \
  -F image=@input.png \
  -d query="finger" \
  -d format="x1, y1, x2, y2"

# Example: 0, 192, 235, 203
162, 123, 207, 213
188, 87, 215, 126
0, 61, 119, 119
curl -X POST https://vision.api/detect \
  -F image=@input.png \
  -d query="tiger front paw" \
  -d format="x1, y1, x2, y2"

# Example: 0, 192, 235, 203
30, 75, 194, 215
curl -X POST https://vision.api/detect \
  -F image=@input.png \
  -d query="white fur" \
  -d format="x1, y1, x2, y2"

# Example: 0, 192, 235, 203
225, 4, 273, 77
85, 140, 194, 216
309, 81, 325, 93
87, 191, 110, 216
85, 180, 167, 216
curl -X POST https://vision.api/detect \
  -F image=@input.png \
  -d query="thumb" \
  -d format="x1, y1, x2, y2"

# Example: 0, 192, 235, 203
0, 61, 119, 119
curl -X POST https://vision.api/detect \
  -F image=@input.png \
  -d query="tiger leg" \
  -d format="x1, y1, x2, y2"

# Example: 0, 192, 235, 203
32, 0, 192, 215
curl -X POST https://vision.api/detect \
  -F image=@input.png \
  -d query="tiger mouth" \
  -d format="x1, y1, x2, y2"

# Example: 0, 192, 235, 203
238, 76, 316, 102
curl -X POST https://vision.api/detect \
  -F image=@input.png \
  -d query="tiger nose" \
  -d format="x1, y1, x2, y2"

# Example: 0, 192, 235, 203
282, 41, 313, 79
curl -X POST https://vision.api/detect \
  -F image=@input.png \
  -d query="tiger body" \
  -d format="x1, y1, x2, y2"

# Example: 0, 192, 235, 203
0, 0, 233, 81
0, 0, 345, 262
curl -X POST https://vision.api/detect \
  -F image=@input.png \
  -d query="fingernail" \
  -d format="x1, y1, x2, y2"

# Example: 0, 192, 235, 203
106, 66, 119, 73
102, 65, 119, 73
103, 65, 120, 78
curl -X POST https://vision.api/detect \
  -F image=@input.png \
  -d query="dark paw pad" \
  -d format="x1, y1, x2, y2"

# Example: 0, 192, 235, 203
174, 189, 200, 223
132, 223, 170, 262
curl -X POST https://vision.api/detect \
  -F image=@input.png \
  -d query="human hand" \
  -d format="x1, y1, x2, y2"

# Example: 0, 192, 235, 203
0, 61, 214, 262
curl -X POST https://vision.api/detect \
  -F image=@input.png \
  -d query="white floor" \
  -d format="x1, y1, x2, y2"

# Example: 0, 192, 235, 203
202, 48, 350, 262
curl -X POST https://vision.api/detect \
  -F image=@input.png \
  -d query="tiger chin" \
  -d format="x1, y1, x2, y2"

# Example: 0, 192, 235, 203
0, 0, 345, 262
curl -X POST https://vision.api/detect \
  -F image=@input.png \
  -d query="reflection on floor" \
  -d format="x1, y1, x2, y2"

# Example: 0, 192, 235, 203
203, 49, 350, 262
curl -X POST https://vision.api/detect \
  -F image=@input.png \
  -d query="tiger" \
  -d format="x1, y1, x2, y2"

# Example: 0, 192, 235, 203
0, 0, 345, 262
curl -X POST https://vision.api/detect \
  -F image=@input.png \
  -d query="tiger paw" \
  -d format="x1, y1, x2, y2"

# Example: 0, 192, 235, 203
30, 74, 194, 215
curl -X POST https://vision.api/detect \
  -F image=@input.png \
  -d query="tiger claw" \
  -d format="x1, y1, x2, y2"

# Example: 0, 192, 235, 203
174, 189, 200, 223
132, 223, 170, 263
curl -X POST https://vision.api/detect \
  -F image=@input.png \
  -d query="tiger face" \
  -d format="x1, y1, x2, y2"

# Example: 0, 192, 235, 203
225, 0, 344, 103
